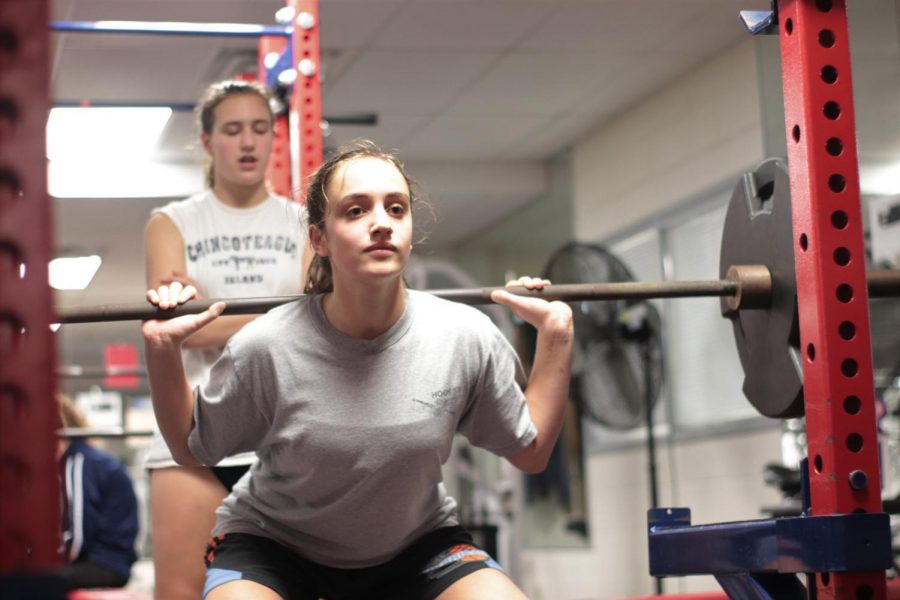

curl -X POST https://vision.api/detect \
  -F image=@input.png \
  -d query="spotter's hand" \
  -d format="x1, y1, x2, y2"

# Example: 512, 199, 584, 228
147, 279, 199, 310
504, 276, 550, 291
160, 272, 205, 300
142, 282, 225, 347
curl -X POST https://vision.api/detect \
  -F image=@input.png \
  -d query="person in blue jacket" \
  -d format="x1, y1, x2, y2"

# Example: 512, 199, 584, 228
57, 394, 139, 589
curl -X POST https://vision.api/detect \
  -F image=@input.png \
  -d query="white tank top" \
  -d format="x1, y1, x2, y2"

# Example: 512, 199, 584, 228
145, 190, 306, 468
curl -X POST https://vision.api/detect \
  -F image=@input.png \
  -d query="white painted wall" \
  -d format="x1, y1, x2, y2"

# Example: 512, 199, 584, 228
516, 38, 786, 599
571, 38, 766, 242
520, 427, 784, 600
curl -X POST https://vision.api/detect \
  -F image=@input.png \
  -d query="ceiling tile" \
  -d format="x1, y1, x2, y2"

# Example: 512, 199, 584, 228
53, 44, 220, 101
323, 49, 499, 115
519, 0, 761, 54
370, 1, 555, 50
403, 114, 547, 160
325, 114, 433, 153
320, 1, 406, 50
446, 50, 621, 116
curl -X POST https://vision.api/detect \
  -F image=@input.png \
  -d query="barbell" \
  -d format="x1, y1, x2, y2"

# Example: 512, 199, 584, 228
55, 159, 900, 420
55, 266, 897, 321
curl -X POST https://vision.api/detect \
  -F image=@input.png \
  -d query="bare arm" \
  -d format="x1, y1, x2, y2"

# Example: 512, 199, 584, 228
141, 293, 225, 467
144, 212, 256, 348
491, 280, 574, 474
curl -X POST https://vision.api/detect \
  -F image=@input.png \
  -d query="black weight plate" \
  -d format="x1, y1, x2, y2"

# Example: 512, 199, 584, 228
719, 159, 803, 418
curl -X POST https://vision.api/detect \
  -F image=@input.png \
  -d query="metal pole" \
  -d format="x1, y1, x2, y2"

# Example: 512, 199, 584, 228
51, 100, 378, 126
51, 20, 289, 37
778, 0, 885, 596
0, 0, 65, 593
57, 279, 740, 324
54, 269, 900, 325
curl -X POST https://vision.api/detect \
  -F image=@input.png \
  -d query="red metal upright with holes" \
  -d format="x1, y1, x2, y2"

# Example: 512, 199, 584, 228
287, 0, 323, 203
778, 0, 885, 597
0, 0, 64, 595
258, 35, 293, 200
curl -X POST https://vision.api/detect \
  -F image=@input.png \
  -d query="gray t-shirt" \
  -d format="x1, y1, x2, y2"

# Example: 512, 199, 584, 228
187, 289, 537, 568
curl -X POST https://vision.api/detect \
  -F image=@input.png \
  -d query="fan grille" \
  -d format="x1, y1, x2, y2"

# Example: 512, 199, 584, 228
543, 243, 664, 429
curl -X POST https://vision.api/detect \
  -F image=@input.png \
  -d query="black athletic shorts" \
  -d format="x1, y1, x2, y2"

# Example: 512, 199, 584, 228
202, 526, 502, 600
210, 464, 250, 493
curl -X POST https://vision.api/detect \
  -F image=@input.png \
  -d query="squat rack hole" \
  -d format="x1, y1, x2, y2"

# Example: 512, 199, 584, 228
828, 173, 846, 193
844, 395, 862, 415
841, 358, 860, 378
0, 168, 22, 209
833, 246, 851, 266
0, 312, 25, 355
0, 383, 27, 421
831, 210, 848, 229
838, 321, 856, 340
0, 241, 23, 280
836, 283, 853, 303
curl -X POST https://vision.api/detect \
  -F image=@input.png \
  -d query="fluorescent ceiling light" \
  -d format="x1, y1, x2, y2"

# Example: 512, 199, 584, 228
49, 255, 101, 290
46, 107, 172, 163
93, 20, 274, 35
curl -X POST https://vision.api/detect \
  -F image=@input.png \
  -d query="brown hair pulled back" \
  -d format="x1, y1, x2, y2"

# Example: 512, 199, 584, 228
196, 80, 275, 188
304, 140, 422, 294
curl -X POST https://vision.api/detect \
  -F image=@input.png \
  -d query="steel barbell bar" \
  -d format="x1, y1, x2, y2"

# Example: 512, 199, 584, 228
56, 265, 899, 324
57, 427, 154, 439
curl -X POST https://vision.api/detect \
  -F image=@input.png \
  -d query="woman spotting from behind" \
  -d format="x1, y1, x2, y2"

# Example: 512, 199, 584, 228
142, 140, 573, 599
142, 80, 308, 599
